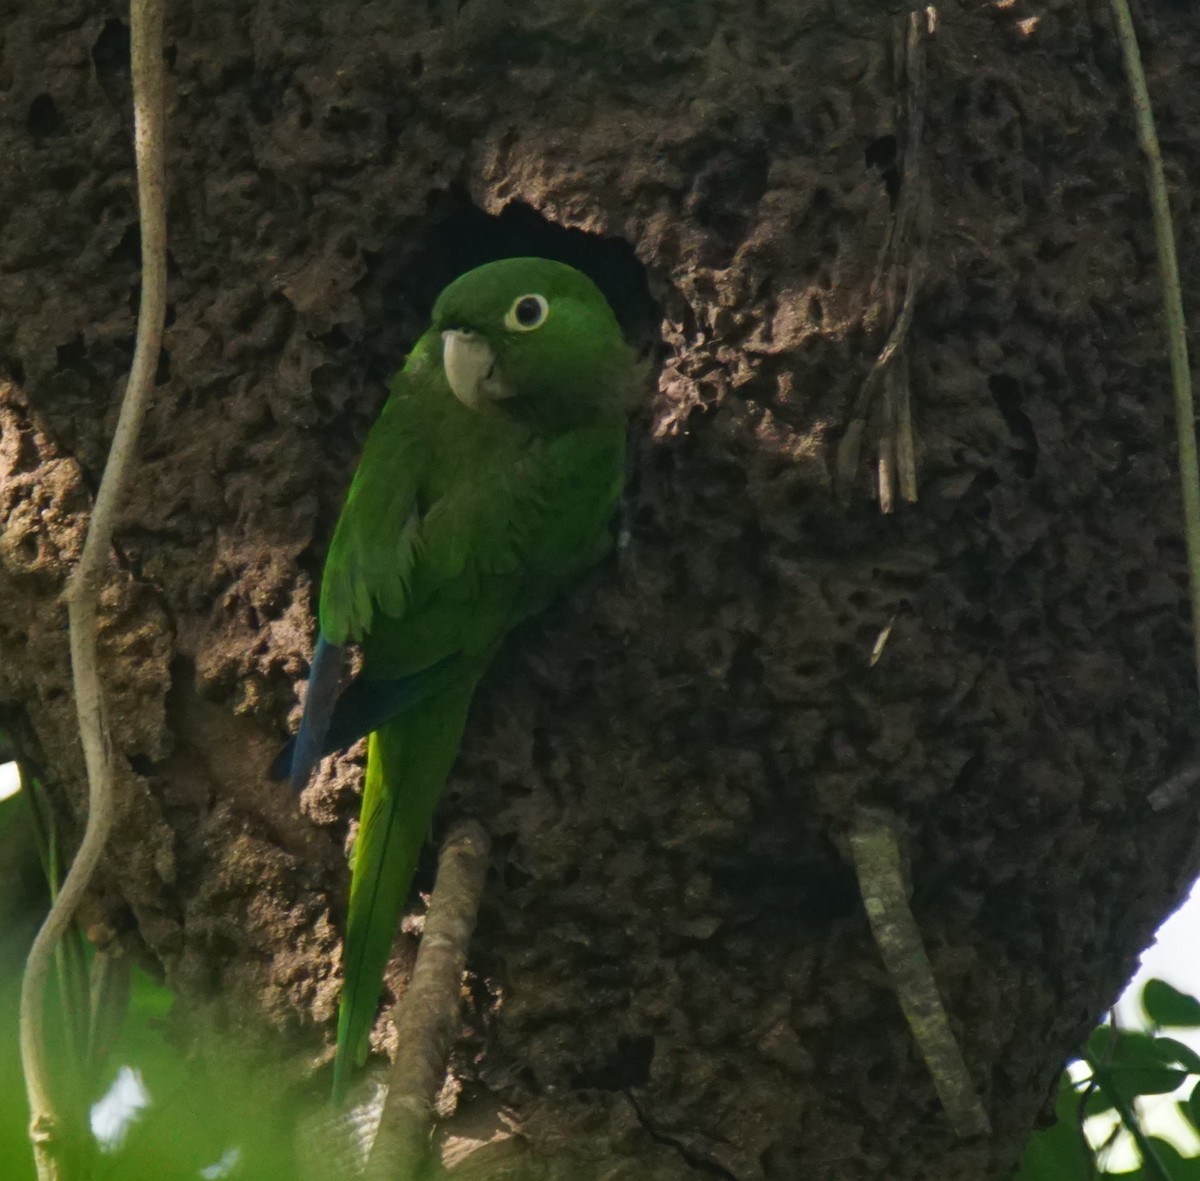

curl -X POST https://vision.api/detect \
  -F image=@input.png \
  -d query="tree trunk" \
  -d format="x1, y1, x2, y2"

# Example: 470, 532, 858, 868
2, 0, 1199, 1177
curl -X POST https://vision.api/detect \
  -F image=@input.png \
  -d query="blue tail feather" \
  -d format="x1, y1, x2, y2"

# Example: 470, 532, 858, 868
270, 650, 462, 790
282, 634, 346, 794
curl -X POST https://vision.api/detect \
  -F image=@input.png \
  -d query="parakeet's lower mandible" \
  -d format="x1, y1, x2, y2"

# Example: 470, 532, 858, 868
276, 257, 639, 1099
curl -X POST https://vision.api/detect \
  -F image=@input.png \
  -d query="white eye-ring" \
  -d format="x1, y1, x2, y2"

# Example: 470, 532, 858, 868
504, 293, 550, 332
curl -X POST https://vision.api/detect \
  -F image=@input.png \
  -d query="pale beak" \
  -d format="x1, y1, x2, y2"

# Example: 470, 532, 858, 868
442, 329, 513, 409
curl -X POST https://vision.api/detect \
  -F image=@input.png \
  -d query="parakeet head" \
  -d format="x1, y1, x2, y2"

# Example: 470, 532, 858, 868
431, 257, 636, 427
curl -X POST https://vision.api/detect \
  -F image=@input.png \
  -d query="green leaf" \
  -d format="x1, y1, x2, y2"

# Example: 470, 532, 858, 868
1090, 1025, 1120, 1063
1090, 1028, 1191, 1073
1090, 1026, 1173, 1067
1156, 1036, 1200, 1076
0, 790, 24, 847
127, 963, 174, 1023
1099, 1064, 1188, 1101
1084, 1082, 1117, 1118
1015, 1075, 1094, 1181
1016, 1120, 1093, 1181
1088, 1030, 1189, 1106
0, 756, 28, 848
20, 773, 56, 891
1141, 1136, 1200, 1180
1144, 979, 1200, 1029
1186, 1084, 1200, 1134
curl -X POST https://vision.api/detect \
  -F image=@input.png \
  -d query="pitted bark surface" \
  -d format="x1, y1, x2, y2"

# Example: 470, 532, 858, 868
3, 0, 1200, 1176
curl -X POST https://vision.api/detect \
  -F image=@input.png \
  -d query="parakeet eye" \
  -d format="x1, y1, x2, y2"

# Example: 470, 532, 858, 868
505, 294, 550, 332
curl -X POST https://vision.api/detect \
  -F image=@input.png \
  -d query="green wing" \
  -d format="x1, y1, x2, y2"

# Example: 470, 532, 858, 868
320, 329, 549, 659
318, 334, 439, 645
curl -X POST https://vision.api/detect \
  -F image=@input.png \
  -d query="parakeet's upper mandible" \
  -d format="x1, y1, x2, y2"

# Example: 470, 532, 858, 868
274, 257, 640, 1098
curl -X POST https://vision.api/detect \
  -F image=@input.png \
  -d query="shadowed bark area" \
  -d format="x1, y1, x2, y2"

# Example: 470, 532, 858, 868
3, 0, 1200, 1177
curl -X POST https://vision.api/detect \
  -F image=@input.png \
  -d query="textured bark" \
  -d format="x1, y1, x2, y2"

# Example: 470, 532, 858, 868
3, 0, 1200, 1177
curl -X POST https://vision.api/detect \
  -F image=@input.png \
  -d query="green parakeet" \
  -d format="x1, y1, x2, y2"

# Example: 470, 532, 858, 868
274, 257, 639, 1099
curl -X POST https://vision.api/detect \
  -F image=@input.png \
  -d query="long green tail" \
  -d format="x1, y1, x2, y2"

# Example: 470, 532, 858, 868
332, 675, 478, 1101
